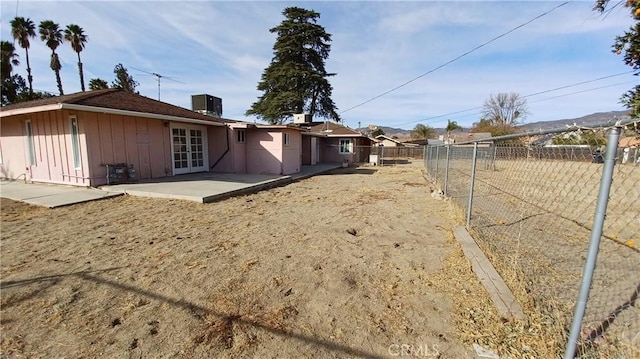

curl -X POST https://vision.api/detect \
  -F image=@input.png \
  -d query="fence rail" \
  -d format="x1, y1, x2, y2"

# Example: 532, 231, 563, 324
424, 119, 639, 358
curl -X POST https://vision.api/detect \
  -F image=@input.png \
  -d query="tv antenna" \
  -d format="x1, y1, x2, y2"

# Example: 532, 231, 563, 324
131, 67, 183, 101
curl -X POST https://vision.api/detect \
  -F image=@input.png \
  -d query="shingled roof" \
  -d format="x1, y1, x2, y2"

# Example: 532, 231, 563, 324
305, 121, 366, 137
0, 89, 230, 125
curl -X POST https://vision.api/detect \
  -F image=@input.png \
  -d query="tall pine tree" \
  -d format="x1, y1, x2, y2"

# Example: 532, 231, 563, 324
246, 7, 340, 124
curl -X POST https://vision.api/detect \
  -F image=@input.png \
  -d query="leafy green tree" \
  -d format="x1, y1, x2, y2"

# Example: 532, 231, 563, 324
246, 7, 340, 124
0, 41, 19, 80
112, 63, 138, 93
471, 118, 516, 137
10, 17, 36, 99
371, 128, 385, 137
595, 0, 639, 117
1, 41, 22, 105
411, 123, 434, 139
64, 24, 88, 92
89, 78, 109, 90
482, 92, 528, 126
1, 74, 27, 105
39, 20, 64, 95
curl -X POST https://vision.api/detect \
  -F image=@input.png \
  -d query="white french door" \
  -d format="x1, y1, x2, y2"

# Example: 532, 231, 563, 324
171, 125, 208, 175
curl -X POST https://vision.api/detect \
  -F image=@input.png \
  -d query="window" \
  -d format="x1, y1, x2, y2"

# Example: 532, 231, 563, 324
70, 116, 82, 169
25, 120, 36, 165
339, 139, 352, 154
237, 129, 245, 143
284, 132, 291, 146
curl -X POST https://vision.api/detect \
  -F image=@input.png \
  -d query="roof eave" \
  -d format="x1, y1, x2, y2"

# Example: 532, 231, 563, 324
0, 103, 63, 117
61, 104, 225, 126
1, 102, 226, 127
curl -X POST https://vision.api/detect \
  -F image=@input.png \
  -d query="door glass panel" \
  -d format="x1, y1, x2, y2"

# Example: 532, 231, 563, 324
172, 128, 188, 169
190, 129, 204, 167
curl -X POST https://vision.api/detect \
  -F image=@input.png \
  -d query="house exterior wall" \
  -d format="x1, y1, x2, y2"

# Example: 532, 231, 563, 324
0, 110, 91, 186
232, 128, 247, 174
83, 112, 171, 186
246, 130, 283, 175
302, 135, 312, 165
321, 137, 364, 163
281, 129, 301, 175
0, 117, 29, 181
208, 126, 233, 173
378, 138, 400, 147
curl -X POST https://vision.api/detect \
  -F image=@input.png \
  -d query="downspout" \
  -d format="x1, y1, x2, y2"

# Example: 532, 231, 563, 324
210, 125, 230, 170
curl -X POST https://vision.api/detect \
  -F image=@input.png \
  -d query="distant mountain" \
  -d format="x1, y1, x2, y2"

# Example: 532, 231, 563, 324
357, 126, 412, 138
516, 110, 632, 132
359, 110, 633, 138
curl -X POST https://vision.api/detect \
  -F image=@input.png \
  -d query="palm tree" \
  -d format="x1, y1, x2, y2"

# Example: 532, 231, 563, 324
10, 17, 36, 98
0, 41, 20, 80
411, 123, 434, 139
64, 24, 88, 92
39, 20, 64, 95
445, 120, 463, 142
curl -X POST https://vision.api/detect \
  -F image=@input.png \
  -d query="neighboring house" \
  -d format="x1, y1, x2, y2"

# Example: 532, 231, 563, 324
300, 121, 373, 164
374, 134, 405, 147
0, 89, 303, 187
619, 136, 640, 164
216, 122, 303, 175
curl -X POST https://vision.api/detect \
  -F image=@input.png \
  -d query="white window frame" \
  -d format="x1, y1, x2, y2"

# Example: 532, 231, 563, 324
237, 129, 246, 143
339, 139, 352, 154
69, 116, 82, 169
284, 132, 291, 146
25, 120, 36, 166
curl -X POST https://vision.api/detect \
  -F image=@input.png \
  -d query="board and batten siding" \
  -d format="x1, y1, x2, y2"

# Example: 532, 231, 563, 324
0, 110, 90, 186
82, 111, 170, 186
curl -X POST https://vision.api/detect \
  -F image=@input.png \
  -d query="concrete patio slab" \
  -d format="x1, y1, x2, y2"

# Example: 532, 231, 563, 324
0, 163, 343, 207
100, 163, 343, 203
0, 180, 123, 208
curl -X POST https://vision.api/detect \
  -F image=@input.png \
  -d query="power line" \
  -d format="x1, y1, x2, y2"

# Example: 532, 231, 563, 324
392, 72, 634, 127
340, 1, 570, 115
429, 81, 635, 126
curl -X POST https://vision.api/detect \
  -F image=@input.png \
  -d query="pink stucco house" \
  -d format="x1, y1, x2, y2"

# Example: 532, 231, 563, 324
0, 89, 303, 187
213, 123, 303, 175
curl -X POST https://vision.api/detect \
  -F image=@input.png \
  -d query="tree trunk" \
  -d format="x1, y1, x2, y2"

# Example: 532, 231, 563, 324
25, 49, 33, 99
77, 51, 85, 92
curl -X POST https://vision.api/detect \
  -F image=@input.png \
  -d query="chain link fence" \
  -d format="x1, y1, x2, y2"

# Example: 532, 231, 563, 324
424, 120, 639, 358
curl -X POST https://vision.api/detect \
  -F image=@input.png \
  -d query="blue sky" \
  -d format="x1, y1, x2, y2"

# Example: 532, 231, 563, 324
1, 1, 636, 130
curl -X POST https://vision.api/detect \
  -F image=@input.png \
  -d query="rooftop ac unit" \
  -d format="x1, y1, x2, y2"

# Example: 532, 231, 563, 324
293, 113, 312, 124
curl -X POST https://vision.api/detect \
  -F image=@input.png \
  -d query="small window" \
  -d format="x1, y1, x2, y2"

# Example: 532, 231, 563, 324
237, 130, 245, 143
70, 116, 82, 169
284, 132, 291, 146
339, 139, 352, 154
25, 120, 36, 165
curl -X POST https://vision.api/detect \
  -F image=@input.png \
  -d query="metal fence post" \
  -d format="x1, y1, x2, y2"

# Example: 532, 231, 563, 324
563, 127, 621, 359
466, 142, 479, 228
492, 144, 498, 171
423, 145, 427, 167
435, 146, 440, 180
444, 145, 451, 196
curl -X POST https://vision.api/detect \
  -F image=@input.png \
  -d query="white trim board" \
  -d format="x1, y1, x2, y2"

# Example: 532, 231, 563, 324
453, 226, 526, 321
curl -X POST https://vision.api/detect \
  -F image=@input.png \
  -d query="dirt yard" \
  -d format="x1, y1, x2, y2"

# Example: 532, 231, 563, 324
1, 163, 482, 358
